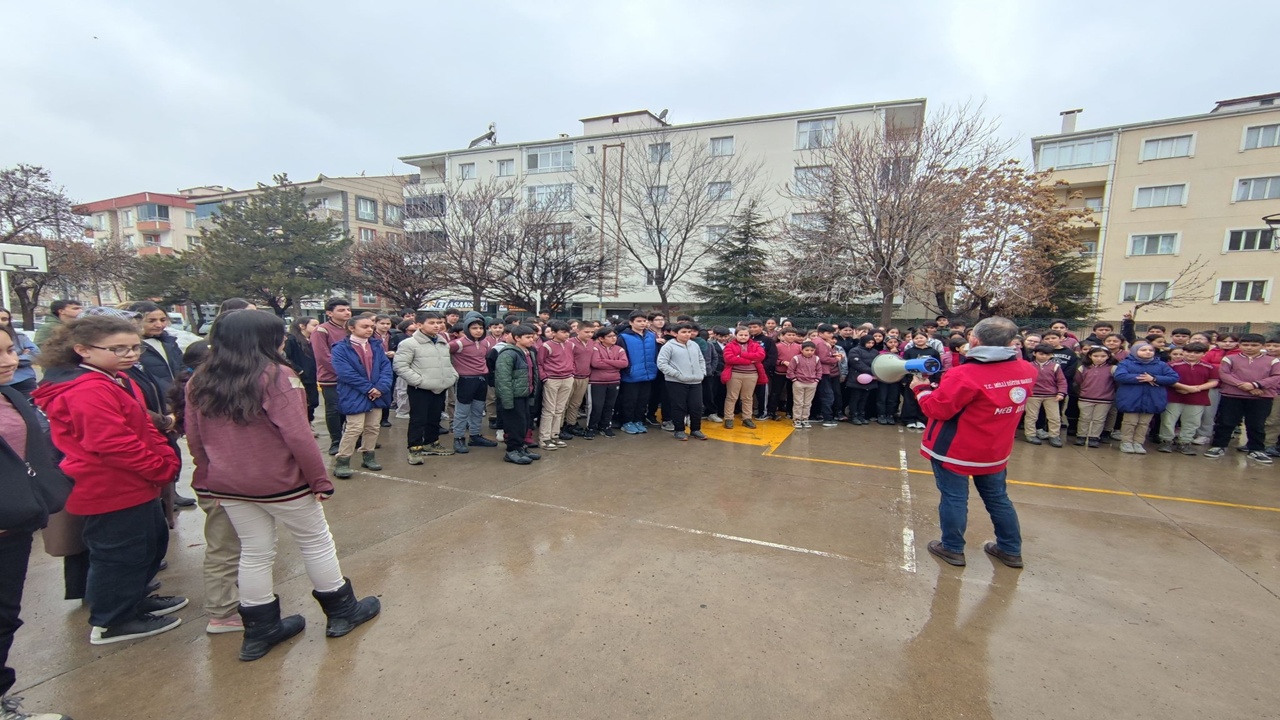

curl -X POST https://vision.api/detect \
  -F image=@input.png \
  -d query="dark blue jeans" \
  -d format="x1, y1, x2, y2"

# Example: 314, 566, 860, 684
0, 531, 33, 696
816, 376, 837, 421
931, 460, 1021, 556
82, 499, 168, 628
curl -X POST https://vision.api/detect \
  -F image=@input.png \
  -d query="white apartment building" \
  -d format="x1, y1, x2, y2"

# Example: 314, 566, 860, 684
398, 99, 926, 319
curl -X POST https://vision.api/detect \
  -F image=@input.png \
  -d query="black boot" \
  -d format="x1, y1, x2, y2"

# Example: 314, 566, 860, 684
238, 597, 305, 662
312, 577, 381, 638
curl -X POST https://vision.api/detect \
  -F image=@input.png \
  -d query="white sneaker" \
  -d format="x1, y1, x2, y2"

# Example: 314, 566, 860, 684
708, 414, 724, 423
206, 614, 244, 634
1191, 436, 1210, 445
1119, 442, 1135, 453
395, 412, 410, 420
1132, 443, 1148, 455
1036, 430, 1050, 439
0, 695, 70, 720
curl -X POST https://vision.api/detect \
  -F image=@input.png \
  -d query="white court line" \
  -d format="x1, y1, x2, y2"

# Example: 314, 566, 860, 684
898, 447, 917, 573
357, 470, 884, 566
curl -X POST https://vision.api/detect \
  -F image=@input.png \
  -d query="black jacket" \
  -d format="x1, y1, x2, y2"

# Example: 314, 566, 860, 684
0, 385, 72, 532
846, 345, 880, 385
139, 332, 182, 398
752, 333, 778, 374
284, 334, 318, 385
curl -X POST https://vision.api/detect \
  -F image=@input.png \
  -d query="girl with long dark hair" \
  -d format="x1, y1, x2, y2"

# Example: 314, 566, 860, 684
284, 316, 320, 426
185, 309, 380, 661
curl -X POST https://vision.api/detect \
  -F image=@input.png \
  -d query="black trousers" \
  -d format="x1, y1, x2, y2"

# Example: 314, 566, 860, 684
589, 384, 620, 431
770, 373, 792, 416
407, 386, 446, 448
816, 376, 836, 421
82, 499, 168, 628
900, 385, 924, 423
849, 386, 873, 419
620, 382, 651, 424
305, 383, 319, 424
878, 381, 902, 418
1212, 395, 1273, 451
664, 380, 702, 433
0, 531, 32, 696
321, 385, 344, 445
647, 376, 665, 421
499, 399, 532, 451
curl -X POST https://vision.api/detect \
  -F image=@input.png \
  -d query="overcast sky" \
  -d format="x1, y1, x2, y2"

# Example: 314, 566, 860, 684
1, 0, 1273, 202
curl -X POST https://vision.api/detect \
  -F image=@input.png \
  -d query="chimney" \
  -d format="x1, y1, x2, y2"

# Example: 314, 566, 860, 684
1060, 108, 1084, 134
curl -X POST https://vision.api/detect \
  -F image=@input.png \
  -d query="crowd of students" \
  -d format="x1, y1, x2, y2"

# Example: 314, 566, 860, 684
308, 304, 1280, 468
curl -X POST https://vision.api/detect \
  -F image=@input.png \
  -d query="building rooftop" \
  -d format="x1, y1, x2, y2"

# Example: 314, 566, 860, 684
73, 192, 195, 215
400, 97, 927, 164
1032, 92, 1280, 144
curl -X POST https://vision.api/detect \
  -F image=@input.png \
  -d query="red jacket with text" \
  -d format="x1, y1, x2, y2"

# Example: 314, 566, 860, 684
913, 346, 1036, 475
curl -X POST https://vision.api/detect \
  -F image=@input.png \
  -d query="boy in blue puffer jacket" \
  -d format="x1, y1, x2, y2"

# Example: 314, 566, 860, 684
1113, 341, 1179, 454
616, 311, 658, 434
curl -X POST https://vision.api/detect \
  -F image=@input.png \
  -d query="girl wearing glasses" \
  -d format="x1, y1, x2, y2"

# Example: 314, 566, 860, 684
32, 316, 184, 646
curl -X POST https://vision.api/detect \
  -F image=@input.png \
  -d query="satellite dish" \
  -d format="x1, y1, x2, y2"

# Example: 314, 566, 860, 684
658, 109, 669, 122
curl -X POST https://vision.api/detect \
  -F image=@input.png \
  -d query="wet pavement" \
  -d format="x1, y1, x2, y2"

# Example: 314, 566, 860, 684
11, 419, 1280, 719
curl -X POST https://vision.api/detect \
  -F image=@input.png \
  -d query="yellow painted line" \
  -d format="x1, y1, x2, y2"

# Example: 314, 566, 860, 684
763, 445, 1280, 514
698, 419, 795, 449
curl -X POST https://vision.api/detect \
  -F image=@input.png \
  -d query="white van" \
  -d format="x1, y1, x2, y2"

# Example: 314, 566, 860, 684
167, 312, 189, 331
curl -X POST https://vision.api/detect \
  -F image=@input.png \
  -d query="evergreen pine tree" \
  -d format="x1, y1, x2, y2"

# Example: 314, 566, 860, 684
691, 202, 778, 315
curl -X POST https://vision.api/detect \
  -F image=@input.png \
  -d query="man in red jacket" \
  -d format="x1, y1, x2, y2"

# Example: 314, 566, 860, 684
910, 317, 1034, 569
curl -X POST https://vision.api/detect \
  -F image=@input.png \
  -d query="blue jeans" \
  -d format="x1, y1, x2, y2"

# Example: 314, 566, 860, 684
931, 460, 1021, 555
82, 499, 168, 628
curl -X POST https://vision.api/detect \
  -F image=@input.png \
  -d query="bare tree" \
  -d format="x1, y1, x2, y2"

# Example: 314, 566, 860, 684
1127, 256, 1214, 318
346, 232, 453, 310
910, 163, 1097, 318
786, 103, 1013, 326
489, 216, 611, 314
404, 177, 516, 309
577, 131, 764, 313
0, 164, 92, 324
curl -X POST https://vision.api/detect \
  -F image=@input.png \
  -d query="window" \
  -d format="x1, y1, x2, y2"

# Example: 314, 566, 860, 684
359, 227, 377, 242
1080, 240, 1098, 256
526, 183, 573, 211
1121, 281, 1170, 303
1129, 233, 1177, 256
405, 193, 446, 218
647, 229, 669, 247
121, 210, 134, 228
459, 163, 476, 180
707, 181, 732, 201
536, 223, 574, 247
184, 211, 196, 229
648, 185, 669, 205
526, 143, 574, 173
710, 136, 734, 157
137, 204, 170, 221
356, 197, 377, 222
195, 204, 220, 220
1084, 197, 1103, 212
794, 166, 830, 197
495, 197, 515, 215
1141, 135, 1193, 161
408, 230, 449, 252
1244, 124, 1280, 150
649, 143, 671, 162
1218, 280, 1268, 303
1227, 229, 1276, 252
1235, 176, 1280, 202
143, 235, 161, 247
797, 118, 835, 149
790, 212, 826, 231
92, 213, 108, 231
360, 291, 379, 305
384, 204, 403, 224
123, 233, 135, 246
1135, 184, 1186, 208
384, 232, 400, 242
186, 235, 200, 248
1037, 136, 1113, 169
497, 159, 515, 177
644, 268, 666, 286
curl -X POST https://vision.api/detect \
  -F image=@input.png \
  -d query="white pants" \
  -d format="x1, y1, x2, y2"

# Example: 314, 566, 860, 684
221, 496, 346, 607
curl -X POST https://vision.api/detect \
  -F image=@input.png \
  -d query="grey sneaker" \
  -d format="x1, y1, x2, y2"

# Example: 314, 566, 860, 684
1119, 442, 1135, 453
1248, 451, 1274, 465
1026, 436, 1043, 445
1036, 429, 1050, 439
1132, 443, 1147, 455
661, 420, 675, 432
1203, 447, 1225, 458
1157, 442, 1174, 453
708, 414, 723, 423
421, 442, 454, 456
691, 430, 708, 440
673, 431, 688, 441
1178, 443, 1198, 456
1047, 437, 1063, 448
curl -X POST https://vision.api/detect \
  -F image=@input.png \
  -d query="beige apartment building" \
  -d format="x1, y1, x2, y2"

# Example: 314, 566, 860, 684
74, 191, 204, 256
187, 174, 412, 313
398, 99, 928, 319
1034, 93, 1280, 327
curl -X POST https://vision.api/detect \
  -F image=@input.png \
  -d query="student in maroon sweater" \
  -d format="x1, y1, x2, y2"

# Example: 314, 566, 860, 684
563, 321, 597, 435
1159, 342, 1218, 454
310, 297, 353, 455
33, 316, 184, 646
185, 309, 380, 661
587, 326, 628, 438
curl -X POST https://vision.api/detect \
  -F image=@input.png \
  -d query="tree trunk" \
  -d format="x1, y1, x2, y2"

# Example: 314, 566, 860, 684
877, 284, 895, 328
472, 290, 483, 313
658, 287, 671, 315
933, 290, 951, 317
16, 289, 36, 329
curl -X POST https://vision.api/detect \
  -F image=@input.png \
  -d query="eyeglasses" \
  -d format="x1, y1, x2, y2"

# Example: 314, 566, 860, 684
89, 344, 144, 357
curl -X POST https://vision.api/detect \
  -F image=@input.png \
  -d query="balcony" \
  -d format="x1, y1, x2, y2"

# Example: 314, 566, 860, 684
136, 246, 175, 257
1048, 164, 1109, 189
137, 219, 170, 233
312, 208, 345, 221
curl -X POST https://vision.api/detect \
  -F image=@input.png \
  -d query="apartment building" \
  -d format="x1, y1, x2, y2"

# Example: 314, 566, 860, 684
74, 191, 202, 256
187, 174, 412, 313
1033, 93, 1280, 325
398, 99, 927, 319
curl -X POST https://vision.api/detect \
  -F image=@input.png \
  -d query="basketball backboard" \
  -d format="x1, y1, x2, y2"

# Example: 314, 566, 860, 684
0, 242, 48, 273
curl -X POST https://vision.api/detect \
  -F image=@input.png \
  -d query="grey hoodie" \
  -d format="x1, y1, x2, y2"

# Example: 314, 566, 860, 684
657, 339, 707, 384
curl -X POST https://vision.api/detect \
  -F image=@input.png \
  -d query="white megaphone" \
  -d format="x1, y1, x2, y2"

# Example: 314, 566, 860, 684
871, 355, 942, 383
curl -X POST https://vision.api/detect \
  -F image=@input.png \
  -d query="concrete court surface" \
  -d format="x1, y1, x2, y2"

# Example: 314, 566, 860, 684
9, 418, 1280, 720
